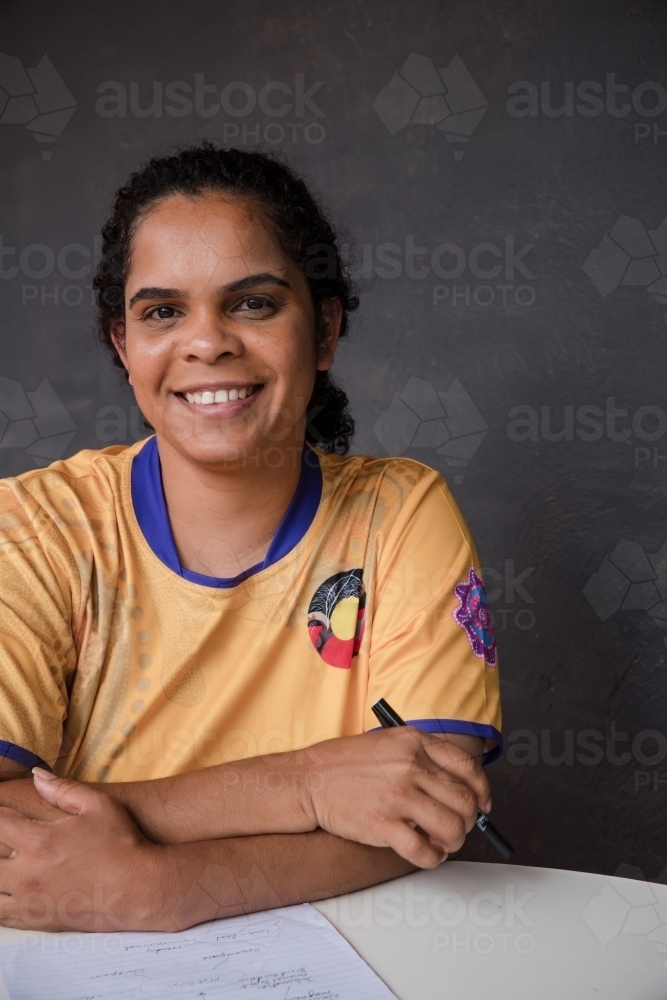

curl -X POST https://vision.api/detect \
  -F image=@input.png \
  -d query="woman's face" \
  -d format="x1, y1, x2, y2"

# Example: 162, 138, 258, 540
112, 192, 340, 468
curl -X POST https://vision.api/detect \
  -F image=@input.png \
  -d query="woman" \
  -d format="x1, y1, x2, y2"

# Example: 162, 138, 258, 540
0, 144, 501, 932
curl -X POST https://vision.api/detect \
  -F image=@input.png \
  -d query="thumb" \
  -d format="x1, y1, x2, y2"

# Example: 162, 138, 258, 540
32, 767, 99, 816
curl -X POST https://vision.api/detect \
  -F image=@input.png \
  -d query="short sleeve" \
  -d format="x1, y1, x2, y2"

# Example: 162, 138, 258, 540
0, 482, 75, 770
366, 472, 502, 763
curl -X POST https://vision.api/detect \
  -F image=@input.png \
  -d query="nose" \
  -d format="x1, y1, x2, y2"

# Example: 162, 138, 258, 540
178, 306, 243, 365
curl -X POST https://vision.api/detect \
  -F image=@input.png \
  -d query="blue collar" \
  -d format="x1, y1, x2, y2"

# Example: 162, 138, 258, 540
131, 438, 323, 589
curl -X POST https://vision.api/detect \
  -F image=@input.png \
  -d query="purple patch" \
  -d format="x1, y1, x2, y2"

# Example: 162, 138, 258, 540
453, 567, 497, 667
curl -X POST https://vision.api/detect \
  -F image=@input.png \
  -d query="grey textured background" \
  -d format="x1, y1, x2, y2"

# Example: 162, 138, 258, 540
1, 0, 666, 879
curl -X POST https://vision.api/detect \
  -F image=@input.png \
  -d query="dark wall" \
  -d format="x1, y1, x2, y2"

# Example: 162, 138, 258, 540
1, 0, 666, 879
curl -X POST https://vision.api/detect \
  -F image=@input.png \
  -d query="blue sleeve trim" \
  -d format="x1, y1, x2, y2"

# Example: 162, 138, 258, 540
369, 719, 503, 765
408, 720, 503, 764
0, 741, 51, 772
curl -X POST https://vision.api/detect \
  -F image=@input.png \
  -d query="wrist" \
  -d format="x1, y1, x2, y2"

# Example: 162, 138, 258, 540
105, 778, 183, 843
289, 748, 319, 831
139, 842, 193, 932
156, 841, 247, 930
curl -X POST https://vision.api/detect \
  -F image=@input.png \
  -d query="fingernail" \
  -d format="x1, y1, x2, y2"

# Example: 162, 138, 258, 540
483, 799, 492, 813
32, 767, 56, 780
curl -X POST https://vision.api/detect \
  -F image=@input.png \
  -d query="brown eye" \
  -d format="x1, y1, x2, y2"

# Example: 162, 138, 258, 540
151, 305, 177, 320
245, 296, 268, 310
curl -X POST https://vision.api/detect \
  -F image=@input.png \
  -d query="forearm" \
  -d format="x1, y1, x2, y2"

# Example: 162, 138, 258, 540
0, 733, 487, 933
0, 760, 312, 845
0, 777, 415, 934
105, 732, 485, 846
158, 830, 417, 931
105, 751, 315, 844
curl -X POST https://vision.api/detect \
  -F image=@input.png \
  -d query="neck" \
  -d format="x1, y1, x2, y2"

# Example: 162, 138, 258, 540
156, 437, 305, 579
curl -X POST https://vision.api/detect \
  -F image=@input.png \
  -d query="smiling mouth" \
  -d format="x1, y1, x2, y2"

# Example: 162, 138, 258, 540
179, 384, 263, 405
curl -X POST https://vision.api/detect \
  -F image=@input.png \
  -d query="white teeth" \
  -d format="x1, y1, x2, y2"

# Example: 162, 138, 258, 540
184, 386, 256, 404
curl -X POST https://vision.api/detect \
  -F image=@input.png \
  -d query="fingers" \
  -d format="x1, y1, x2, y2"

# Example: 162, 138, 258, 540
373, 778, 476, 863
0, 776, 64, 821
408, 785, 477, 851
418, 732, 484, 773
309, 728, 494, 863
0, 895, 23, 930
414, 768, 483, 832
373, 727, 488, 801
32, 769, 103, 817
0, 889, 69, 932
0, 806, 39, 851
417, 736, 491, 812
379, 731, 489, 852
384, 819, 447, 869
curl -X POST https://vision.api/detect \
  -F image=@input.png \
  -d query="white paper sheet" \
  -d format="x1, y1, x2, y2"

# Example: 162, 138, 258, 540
0, 903, 396, 1000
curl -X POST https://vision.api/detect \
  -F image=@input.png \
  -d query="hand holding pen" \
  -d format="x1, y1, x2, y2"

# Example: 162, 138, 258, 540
303, 709, 503, 868
372, 698, 514, 861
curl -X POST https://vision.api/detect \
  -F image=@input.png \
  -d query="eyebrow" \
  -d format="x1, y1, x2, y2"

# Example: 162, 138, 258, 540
128, 272, 291, 309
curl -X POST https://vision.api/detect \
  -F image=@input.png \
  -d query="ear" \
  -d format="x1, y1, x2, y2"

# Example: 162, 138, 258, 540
316, 299, 343, 372
110, 319, 132, 386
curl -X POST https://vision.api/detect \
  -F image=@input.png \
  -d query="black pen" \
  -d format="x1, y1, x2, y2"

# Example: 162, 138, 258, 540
371, 698, 514, 861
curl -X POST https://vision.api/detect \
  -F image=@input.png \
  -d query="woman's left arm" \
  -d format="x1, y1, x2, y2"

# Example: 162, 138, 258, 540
0, 774, 418, 932
0, 732, 485, 931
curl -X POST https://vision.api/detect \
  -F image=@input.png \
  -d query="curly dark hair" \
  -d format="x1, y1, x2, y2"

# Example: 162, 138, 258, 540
92, 142, 358, 453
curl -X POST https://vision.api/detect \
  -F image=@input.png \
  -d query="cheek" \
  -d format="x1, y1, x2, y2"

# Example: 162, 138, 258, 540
281, 348, 317, 402
274, 323, 318, 383
125, 331, 172, 386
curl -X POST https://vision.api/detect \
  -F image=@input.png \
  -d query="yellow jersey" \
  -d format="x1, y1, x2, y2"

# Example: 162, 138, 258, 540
0, 438, 501, 782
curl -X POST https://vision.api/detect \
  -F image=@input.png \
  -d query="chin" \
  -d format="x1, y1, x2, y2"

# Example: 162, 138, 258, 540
173, 436, 276, 468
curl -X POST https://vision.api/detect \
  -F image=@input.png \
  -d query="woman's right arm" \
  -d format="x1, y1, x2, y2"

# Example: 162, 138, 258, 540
54, 727, 490, 868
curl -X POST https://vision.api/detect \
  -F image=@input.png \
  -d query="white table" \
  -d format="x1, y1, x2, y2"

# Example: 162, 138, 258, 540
313, 861, 667, 999
0, 862, 664, 999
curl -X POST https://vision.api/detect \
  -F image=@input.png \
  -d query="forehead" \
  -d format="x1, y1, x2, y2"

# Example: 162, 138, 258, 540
128, 192, 289, 283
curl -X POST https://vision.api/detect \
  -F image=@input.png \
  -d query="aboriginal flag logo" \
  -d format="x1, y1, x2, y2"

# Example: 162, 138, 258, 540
307, 569, 366, 669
